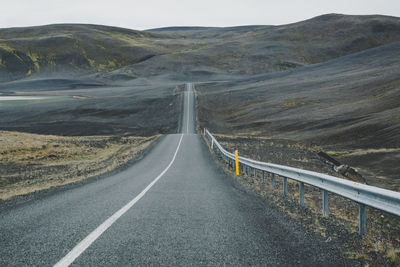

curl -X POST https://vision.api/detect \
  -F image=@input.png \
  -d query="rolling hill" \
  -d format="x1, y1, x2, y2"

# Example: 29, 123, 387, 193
1, 14, 399, 82
196, 42, 400, 190
0, 24, 164, 81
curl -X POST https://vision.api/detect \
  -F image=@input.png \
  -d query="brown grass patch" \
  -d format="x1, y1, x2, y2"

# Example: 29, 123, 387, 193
0, 131, 158, 200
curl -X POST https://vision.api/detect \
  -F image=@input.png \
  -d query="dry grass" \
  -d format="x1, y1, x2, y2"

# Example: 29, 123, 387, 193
0, 131, 158, 200
387, 248, 400, 264
327, 148, 400, 157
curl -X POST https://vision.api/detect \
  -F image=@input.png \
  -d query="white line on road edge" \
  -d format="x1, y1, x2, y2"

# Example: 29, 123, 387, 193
54, 134, 184, 267
186, 83, 190, 134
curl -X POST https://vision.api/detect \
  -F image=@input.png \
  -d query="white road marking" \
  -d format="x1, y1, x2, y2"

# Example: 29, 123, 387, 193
54, 134, 185, 267
186, 83, 191, 133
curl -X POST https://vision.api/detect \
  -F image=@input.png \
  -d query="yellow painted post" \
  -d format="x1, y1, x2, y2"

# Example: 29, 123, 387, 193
235, 150, 239, 175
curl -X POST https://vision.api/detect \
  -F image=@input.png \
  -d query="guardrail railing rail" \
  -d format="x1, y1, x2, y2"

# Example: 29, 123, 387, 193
204, 129, 400, 236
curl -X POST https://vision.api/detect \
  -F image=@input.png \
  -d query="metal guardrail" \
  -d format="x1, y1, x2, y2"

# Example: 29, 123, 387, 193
205, 129, 400, 236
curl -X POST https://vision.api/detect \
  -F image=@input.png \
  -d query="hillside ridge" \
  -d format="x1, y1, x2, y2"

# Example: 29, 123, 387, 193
1, 14, 399, 82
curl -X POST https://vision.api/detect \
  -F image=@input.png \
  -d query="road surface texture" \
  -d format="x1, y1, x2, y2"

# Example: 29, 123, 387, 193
0, 83, 354, 266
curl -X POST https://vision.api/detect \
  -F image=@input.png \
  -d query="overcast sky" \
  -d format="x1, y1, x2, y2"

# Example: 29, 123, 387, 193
1, 0, 399, 30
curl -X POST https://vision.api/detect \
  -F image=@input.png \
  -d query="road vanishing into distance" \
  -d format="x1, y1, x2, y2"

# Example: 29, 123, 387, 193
0, 83, 351, 266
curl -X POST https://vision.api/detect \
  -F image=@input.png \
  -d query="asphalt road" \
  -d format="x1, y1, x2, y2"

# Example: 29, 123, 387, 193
0, 83, 352, 266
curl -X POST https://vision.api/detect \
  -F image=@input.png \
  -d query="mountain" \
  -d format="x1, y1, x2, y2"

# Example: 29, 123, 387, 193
1, 14, 400, 82
111, 14, 400, 78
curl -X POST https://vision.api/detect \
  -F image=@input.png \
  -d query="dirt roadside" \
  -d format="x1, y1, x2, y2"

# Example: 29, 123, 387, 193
0, 130, 159, 200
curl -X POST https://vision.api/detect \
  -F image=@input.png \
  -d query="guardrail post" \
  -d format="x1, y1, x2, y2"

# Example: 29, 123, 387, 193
299, 182, 304, 206
262, 171, 265, 184
359, 204, 367, 236
322, 190, 329, 216
283, 177, 287, 197
271, 173, 275, 189
235, 150, 239, 176
211, 139, 214, 150
254, 168, 257, 179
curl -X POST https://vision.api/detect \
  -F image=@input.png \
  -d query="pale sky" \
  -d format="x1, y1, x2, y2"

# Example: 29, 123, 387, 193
1, 0, 399, 30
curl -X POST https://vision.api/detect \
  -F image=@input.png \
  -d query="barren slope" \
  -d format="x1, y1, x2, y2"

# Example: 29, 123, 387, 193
1, 14, 400, 82
197, 42, 400, 190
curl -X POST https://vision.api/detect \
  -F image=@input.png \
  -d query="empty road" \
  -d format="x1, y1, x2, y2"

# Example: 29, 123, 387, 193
0, 83, 352, 266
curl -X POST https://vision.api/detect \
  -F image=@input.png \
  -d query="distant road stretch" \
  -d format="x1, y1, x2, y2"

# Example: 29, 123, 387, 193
0, 83, 350, 266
